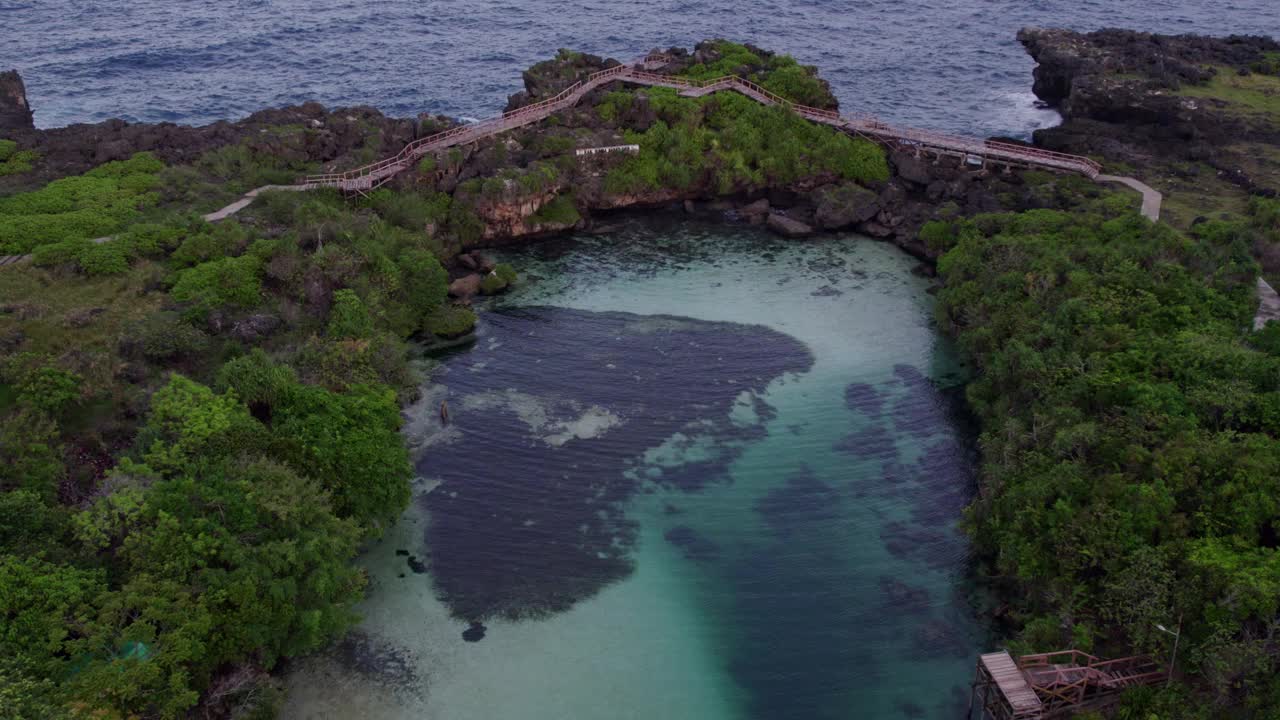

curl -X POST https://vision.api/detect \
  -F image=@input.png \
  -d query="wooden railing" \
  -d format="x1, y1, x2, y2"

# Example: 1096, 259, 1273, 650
302, 54, 1103, 192
1017, 649, 1164, 715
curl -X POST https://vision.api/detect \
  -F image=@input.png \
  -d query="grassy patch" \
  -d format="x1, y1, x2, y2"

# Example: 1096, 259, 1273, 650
1177, 67, 1280, 119
0, 139, 38, 177
0, 262, 164, 389
0, 153, 164, 254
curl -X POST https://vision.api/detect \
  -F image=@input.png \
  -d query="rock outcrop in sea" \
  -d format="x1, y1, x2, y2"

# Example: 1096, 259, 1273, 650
0, 70, 34, 132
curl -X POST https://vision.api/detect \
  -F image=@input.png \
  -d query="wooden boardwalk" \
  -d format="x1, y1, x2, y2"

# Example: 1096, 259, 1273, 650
301, 53, 1103, 194
969, 649, 1164, 720
977, 651, 1043, 719
0, 52, 1163, 270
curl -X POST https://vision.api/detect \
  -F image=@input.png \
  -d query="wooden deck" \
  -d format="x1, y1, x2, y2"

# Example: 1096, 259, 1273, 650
982, 651, 1044, 717
970, 649, 1164, 719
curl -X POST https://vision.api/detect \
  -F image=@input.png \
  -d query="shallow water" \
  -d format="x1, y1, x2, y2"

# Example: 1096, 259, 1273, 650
283, 217, 987, 720
6, 1, 1280, 136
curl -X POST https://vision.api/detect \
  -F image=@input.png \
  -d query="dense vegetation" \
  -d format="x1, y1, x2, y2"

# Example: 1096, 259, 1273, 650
598, 87, 887, 196
0, 144, 483, 717
932, 197, 1280, 717
0, 153, 165, 254
678, 40, 836, 108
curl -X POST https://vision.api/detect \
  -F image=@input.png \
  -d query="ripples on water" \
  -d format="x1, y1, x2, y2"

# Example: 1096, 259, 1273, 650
282, 218, 987, 719
5, 1, 1280, 136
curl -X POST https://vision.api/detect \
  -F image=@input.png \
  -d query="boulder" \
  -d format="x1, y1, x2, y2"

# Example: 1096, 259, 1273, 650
0, 70, 33, 131
813, 182, 880, 229
890, 151, 934, 186
739, 198, 770, 218
457, 253, 479, 271
449, 274, 483, 299
860, 221, 894, 238
230, 313, 282, 342
766, 212, 814, 238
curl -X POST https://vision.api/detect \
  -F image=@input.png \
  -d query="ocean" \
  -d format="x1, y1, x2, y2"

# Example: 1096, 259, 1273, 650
4, 0, 1279, 137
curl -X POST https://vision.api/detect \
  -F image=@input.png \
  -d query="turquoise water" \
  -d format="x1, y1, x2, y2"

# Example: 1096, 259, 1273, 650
283, 216, 987, 719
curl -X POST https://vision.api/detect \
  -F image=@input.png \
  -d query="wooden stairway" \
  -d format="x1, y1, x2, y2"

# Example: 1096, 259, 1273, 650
970, 649, 1165, 719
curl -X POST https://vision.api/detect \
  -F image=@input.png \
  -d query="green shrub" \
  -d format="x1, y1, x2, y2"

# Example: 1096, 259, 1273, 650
77, 241, 131, 276
417, 155, 437, 174
423, 304, 477, 337
129, 313, 210, 361
1252, 321, 1280, 356
327, 289, 374, 339
761, 58, 831, 107
273, 382, 411, 530
0, 408, 65, 498
171, 222, 246, 267
680, 40, 764, 81
13, 366, 82, 415
117, 223, 184, 257
398, 249, 449, 319
368, 189, 452, 233
170, 255, 263, 317
84, 152, 164, 178
494, 262, 517, 285
30, 238, 92, 268
479, 273, 507, 294
0, 139, 37, 176
196, 144, 306, 193
215, 349, 298, 412
532, 195, 580, 225
919, 220, 956, 252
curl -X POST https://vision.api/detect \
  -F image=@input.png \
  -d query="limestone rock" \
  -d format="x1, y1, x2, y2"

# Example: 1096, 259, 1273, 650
766, 212, 814, 238
890, 151, 935, 186
812, 182, 880, 230
739, 198, 770, 217
449, 274, 483, 299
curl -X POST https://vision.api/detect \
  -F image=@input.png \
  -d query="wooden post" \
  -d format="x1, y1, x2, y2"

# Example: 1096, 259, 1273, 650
968, 658, 979, 719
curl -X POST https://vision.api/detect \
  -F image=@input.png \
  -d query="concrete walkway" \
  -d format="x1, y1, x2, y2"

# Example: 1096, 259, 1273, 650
1256, 277, 1280, 331
1097, 174, 1163, 221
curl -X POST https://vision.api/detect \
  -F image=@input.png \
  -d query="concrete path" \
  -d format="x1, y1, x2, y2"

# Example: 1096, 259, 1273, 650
1097, 174, 1162, 221
1256, 277, 1280, 331
0, 184, 298, 267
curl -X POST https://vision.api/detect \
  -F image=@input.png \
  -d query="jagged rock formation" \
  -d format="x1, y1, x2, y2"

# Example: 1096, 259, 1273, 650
0, 71, 454, 191
1019, 28, 1280, 168
0, 70, 34, 132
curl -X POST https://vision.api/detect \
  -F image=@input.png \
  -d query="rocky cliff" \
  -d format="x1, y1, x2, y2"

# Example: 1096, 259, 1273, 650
1019, 28, 1280, 173
0, 70, 34, 132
